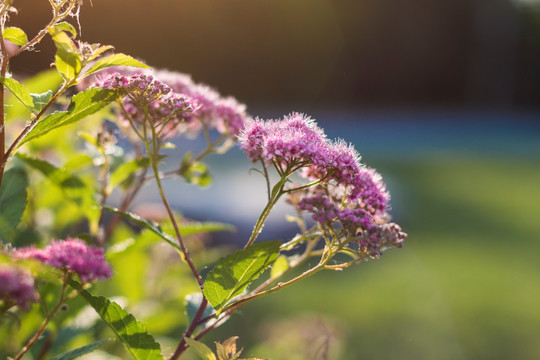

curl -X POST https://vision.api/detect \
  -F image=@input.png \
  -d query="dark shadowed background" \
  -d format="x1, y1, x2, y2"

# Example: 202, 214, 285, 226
9, 0, 540, 110
8, 1, 540, 359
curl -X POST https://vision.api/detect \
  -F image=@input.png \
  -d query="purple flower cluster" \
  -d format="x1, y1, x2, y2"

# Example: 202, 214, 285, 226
359, 223, 407, 258
14, 238, 112, 283
242, 113, 406, 257
89, 67, 251, 138
97, 73, 172, 101
297, 186, 374, 230
95, 73, 198, 138
153, 69, 250, 136
239, 113, 327, 164
0, 265, 38, 309
239, 113, 365, 185
349, 167, 390, 215
297, 187, 406, 258
298, 194, 339, 223
239, 113, 390, 214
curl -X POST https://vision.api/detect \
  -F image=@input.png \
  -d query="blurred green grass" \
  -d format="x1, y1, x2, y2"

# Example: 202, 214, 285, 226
208, 155, 540, 360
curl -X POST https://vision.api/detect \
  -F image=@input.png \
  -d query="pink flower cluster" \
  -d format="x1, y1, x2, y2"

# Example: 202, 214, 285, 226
297, 186, 406, 258
95, 73, 198, 138
153, 69, 250, 136
243, 113, 406, 257
90, 67, 251, 138
239, 113, 327, 164
359, 223, 407, 258
0, 265, 38, 309
239, 113, 390, 213
14, 238, 112, 283
239, 113, 364, 183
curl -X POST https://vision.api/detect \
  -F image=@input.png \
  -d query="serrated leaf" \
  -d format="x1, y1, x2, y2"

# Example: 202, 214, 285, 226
103, 206, 181, 253
184, 337, 216, 360
270, 255, 289, 279
53, 22, 77, 38
30, 90, 53, 113
185, 292, 214, 325
0, 167, 28, 240
0, 76, 34, 109
84, 53, 149, 78
179, 222, 235, 237
20, 87, 117, 146
203, 241, 281, 314
72, 280, 163, 360
50, 338, 112, 360
3, 27, 28, 46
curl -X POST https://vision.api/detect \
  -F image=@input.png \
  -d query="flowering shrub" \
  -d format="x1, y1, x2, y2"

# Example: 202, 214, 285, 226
0, 1, 406, 359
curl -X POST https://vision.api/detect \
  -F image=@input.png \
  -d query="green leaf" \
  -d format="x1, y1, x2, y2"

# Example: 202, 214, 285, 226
30, 90, 53, 113
49, 27, 77, 55
16, 154, 100, 233
185, 292, 214, 326
183, 162, 212, 187
63, 153, 94, 172
180, 152, 212, 187
48, 27, 82, 80
50, 338, 112, 360
5, 70, 63, 122
84, 53, 149, 78
72, 281, 163, 360
16, 153, 86, 189
270, 255, 289, 279
53, 22, 77, 38
20, 87, 117, 146
109, 158, 150, 190
184, 337, 216, 360
203, 240, 281, 314
3, 27, 28, 46
103, 207, 181, 253
0, 76, 34, 110
179, 221, 235, 237
55, 49, 82, 81
0, 167, 28, 240
86, 45, 115, 62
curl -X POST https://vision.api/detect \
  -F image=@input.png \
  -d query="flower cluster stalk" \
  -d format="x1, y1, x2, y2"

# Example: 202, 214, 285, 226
13, 272, 72, 360
136, 112, 214, 360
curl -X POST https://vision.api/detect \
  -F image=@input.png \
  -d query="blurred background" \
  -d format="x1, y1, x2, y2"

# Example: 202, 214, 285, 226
9, 0, 540, 359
